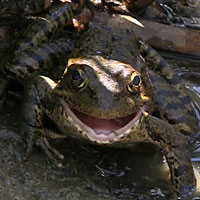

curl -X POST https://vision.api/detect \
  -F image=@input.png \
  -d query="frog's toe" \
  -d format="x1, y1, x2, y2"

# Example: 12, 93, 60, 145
23, 142, 34, 161
36, 136, 64, 168
20, 125, 38, 161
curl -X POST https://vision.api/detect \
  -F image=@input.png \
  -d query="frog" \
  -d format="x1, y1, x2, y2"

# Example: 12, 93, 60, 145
1, 2, 197, 197
16, 11, 198, 198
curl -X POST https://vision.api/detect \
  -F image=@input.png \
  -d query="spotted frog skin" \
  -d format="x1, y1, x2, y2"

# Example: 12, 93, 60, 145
2, 5, 197, 198
0, 2, 76, 104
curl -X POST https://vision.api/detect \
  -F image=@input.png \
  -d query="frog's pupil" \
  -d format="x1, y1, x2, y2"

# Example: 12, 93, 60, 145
133, 76, 140, 86
72, 70, 81, 80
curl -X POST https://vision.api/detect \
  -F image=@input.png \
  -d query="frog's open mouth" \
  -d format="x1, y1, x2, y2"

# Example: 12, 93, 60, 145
71, 109, 138, 135
62, 100, 143, 143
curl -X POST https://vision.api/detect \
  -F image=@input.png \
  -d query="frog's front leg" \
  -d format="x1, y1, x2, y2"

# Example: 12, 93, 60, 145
143, 114, 196, 198
20, 75, 65, 167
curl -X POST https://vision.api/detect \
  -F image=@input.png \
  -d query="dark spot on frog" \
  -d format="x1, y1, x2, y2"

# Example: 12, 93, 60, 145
180, 96, 191, 105
26, 65, 35, 73
4, 68, 17, 78
165, 102, 185, 111
22, 36, 35, 48
29, 52, 45, 69
170, 73, 181, 85
42, 46, 60, 67
156, 90, 181, 98
152, 109, 162, 119
148, 130, 162, 143
174, 166, 186, 178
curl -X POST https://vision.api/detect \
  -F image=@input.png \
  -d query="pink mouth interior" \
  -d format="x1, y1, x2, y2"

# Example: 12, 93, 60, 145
71, 109, 137, 135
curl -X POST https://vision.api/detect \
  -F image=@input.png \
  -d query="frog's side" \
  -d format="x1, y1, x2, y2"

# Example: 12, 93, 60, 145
18, 13, 198, 198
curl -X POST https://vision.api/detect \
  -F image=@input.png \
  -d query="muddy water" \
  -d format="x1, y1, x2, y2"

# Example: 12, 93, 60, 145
0, 57, 200, 200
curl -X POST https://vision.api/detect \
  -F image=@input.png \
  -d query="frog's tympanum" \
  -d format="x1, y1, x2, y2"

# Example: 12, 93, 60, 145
1, 3, 198, 198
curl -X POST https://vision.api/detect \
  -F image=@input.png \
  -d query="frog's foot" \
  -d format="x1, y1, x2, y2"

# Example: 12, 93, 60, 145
36, 136, 64, 168
21, 122, 65, 168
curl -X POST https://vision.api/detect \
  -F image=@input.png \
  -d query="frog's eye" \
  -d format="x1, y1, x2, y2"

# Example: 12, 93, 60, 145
127, 73, 141, 93
72, 68, 87, 89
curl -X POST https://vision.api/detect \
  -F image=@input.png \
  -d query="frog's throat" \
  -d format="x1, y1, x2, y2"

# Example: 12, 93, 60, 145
62, 100, 144, 143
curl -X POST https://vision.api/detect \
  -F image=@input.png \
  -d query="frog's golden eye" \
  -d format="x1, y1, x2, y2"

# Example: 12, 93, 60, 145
72, 68, 87, 89
127, 73, 141, 93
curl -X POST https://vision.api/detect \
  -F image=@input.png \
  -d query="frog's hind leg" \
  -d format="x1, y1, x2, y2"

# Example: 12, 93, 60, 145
137, 39, 182, 87
4, 37, 74, 81
1, 3, 75, 86
15, 3, 74, 52
137, 39, 197, 136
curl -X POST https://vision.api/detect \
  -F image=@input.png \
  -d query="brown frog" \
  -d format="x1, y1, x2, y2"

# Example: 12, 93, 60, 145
14, 12, 197, 198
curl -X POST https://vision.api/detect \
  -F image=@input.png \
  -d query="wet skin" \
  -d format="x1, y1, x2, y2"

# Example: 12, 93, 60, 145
1, 4, 198, 198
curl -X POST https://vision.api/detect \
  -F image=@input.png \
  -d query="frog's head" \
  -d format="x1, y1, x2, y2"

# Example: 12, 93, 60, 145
55, 56, 152, 143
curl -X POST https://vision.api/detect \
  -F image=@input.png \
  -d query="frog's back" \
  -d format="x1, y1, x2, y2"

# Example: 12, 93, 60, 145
71, 19, 141, 69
